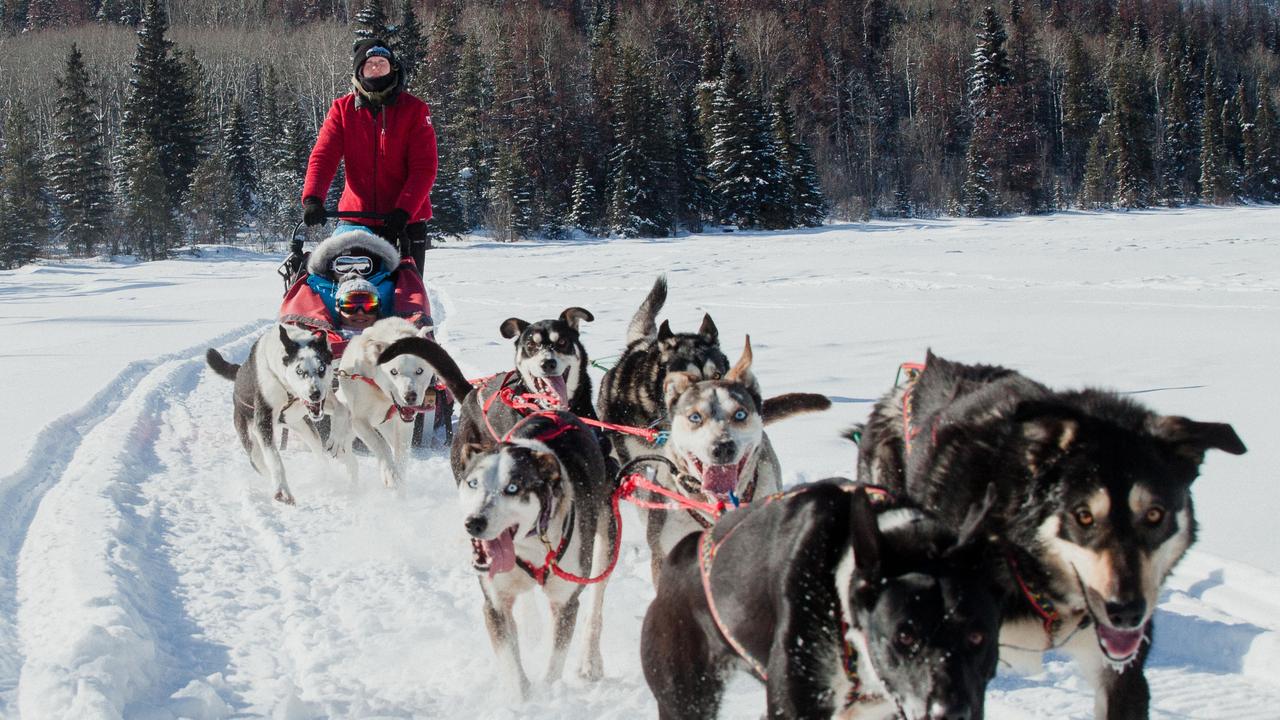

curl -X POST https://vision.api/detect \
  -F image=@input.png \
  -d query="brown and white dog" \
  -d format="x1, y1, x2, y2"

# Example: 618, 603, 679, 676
641, 336, 829, 581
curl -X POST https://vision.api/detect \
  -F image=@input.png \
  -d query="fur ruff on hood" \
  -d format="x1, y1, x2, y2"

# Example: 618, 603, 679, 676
306, 230, 401, 278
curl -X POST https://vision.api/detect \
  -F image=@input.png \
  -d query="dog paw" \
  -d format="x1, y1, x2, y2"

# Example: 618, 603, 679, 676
578, 657, 604, 682
274, 489, 296, 506
381, 468, 399, 489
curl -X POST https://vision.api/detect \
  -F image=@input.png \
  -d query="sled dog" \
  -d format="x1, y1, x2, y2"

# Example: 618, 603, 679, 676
597, 276, 729, 468
642, 481, 1003, 720
338, 317, 472, 487
642, 336, 829, 582
205, 324, 350, 505
456, 410, 616, 696
855, 351, 1247, 719
451, 308, 602, 481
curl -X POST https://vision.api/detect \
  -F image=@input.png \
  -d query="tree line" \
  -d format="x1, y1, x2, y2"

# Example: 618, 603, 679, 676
0, 0, 1278, 267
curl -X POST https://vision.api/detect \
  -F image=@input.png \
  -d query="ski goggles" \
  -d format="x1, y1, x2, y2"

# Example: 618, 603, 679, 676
337, 291, 380, 314
331, 255, 374, 277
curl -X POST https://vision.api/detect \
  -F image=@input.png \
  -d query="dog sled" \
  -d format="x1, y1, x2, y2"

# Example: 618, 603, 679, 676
277, 210, 453, 447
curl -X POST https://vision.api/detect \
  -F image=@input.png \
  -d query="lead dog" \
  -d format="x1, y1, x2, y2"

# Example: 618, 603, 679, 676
206, 324, 349, 504
456, 410, 615, 696
451, 307, 600, 481
597, 276, 729, 468
856, 351, 1247, 719
338, 317, 472, 487
643, 336, 829, 582
642, 480, 1003, 720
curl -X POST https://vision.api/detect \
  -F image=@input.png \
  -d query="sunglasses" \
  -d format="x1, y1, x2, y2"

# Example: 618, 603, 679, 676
332, 255, 373, 276
337, 291, 380, 314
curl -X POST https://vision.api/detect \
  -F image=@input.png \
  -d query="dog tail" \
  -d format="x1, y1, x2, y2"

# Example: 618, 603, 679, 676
626, 275, 667, 344
761, 393, 832, 426
205, 348, 240, 381
377, 336, 474, 401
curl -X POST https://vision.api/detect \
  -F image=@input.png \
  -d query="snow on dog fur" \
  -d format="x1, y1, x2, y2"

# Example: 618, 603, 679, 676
337, 317, 472, 487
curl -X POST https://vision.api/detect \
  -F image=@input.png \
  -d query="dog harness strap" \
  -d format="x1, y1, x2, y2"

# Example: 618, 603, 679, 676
545, 479, 631, 585
698, 531, 769, 681
1006, 551, 1061, 642
517, 507, 576, 586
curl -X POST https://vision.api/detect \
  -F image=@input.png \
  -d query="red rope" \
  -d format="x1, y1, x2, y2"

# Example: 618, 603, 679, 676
619, 472, 727, 517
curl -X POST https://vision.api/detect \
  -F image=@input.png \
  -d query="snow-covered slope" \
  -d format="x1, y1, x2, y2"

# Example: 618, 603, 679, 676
1, 208, 1277, 718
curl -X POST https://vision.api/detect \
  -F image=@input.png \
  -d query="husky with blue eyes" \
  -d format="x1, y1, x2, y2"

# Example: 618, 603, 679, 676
455, 410, 615, 697
644, 336, 830, 583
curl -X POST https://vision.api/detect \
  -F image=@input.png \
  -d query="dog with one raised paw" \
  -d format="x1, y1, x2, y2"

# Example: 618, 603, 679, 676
451, 307, 599, 481
206, 324, 351, 505
456, 410, 616, 697
641, 335, 830, 582
338, 317, 473, 488
642, 480, 1003, 720
855, 351, 1248, 720
597, 275, 730, 469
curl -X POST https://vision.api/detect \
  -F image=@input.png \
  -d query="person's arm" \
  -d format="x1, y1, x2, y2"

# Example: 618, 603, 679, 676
395, 104, 439, 220
302, 98, 346, 204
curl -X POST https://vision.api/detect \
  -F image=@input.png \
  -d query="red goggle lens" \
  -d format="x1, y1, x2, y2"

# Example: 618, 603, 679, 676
338, 292, 379, 314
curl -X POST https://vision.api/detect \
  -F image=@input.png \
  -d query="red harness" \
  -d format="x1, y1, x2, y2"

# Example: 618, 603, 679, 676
340, 370, 436, 423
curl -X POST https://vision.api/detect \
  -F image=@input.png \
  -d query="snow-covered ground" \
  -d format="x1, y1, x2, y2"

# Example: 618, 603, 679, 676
1, 206, 1277, 718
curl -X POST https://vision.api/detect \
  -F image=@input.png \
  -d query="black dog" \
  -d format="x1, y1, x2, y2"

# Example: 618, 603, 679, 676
451, 307, 600, 481
597, 276, 729, 466
641, 480, 1002, 720
856, 351, 1248, 719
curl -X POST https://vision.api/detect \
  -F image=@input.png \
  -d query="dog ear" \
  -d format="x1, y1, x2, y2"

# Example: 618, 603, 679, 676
663, 371, 697, 409
532, 450, 561, 480
559, 307, 594, 329
657, 319, 674, 342
416, 324, 435, 339
698, 313, 718, 343
952, 482, 998, 553
724, 335, 754, 383
848, 486, 882, 587
278, 324, 300, 354
1146, 415, 1247, 464
1014, 400, 1081, 475
499, 318, 529, 339
459, 442, 487, 468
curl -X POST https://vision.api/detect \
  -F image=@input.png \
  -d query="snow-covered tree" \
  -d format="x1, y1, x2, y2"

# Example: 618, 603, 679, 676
0, 102, 50, 268
50, 44, 112, 257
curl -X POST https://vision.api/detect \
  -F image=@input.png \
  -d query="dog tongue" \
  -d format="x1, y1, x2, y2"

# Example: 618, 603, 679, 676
702, 464, 740, 497
484, 527, 518, 578
545, 374, 569, 406
1097, 623, 1145, 661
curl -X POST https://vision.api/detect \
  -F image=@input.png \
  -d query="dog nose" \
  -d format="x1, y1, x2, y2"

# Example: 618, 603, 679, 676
540, 358, 558, 373
1105, 598, 1147, 628
465, 515, 488, 537
711, 439, 737, 464
404, 390, 418, 405
308, 389, 323, 402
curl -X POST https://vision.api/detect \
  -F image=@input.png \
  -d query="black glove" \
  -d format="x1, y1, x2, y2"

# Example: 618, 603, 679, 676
383, 208, 410, 240
303, 197, 326, 227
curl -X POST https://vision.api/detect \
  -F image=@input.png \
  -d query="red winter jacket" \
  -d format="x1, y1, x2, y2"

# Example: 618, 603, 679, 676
302, 91, 438, 224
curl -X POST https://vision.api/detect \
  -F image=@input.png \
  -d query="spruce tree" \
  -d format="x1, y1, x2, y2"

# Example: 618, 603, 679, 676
453, 36, 491, 229
123, 136, 177, 260
969, 6, 1012, 114
1104, 28, 1155, 208
424, 158, 467, 239
606, 46, 674, 237
185, 146, 241, 244
50, 44, 112, 257
395, 0, 425, 81
674, 89, 712, 232
1080, 123, 1113, 207
421, 0, 464, 114
709, 46, 781, 229
487, 147, 531, 241
568, 157, 598, 233
1061, 31, 1101, 188
1249, 84, 1280, 201
353, 0, 393, 43
1199, 62, 1233, 204
0, 102, 50, 268
223, 101, 257, 216
1159, 50, 1199, 204
771, 86, 826, 227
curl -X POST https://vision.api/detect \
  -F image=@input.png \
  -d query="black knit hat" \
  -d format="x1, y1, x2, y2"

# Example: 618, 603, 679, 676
353, 39, 398, 75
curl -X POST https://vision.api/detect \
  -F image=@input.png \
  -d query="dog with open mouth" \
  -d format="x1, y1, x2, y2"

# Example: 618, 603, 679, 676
455, 410, 616, 697
450, 307, 601, 482
854, 351, 1248, 719
641, 336, 830, 583
642, 481, 1004, 720
337, 317, 473, 488
206, 324, 351, 505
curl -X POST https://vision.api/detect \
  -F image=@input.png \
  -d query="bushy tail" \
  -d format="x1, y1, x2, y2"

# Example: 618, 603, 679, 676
376, 336, 474, 402
625, 275, 668, 344
761, 393, 832, 426
205, 348, 240, 381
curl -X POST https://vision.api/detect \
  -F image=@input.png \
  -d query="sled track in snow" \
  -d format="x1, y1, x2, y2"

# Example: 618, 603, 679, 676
0, 321, 269, 715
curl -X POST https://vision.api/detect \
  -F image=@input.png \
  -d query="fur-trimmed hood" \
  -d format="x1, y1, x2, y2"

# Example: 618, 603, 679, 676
306, 230, 401, 279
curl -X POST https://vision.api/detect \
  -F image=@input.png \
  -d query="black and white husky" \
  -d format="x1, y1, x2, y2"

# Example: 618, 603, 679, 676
856, 351, 1248, 719
205, 324, 350, 505
337, 317, 473, 488
597, 276, 729, 468
644, 336, 830, 582
451, 307, 599, 481
642, 481, 1003, 720
456, 410, 616, 697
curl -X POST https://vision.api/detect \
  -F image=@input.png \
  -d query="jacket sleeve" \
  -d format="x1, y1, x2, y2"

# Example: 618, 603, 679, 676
302, 98, 346, 203
391, 261, 431, 322
395, 104, 439, 220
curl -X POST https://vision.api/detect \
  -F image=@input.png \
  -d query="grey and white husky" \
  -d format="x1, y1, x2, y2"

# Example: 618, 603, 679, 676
206, 324, 351, 504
